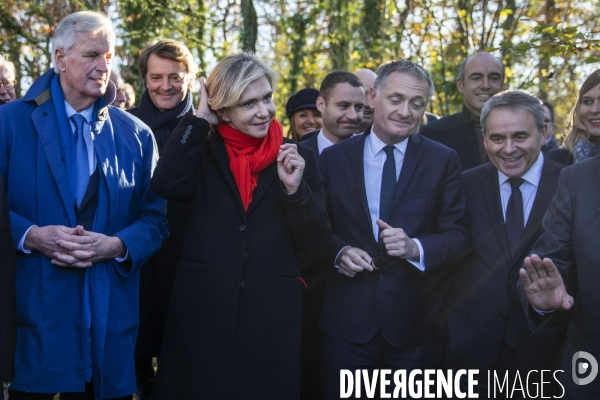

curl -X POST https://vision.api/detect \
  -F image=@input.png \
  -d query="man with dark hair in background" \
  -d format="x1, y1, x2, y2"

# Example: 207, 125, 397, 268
300, 71, 364, 156
541, 100, 559, 153
128, 38, 198, 400
420, 52, 505, 171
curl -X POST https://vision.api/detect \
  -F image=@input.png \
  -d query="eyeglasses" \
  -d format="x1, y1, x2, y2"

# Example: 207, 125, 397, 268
364, 253, 390, 281
0, 81, 14, 90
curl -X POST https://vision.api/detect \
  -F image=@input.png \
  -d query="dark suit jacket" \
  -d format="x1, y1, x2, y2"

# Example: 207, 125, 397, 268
300, 130, 320, 158
149, 115, 331, 400
318, 128, 469, 348
420, 106, 486, 171
527, 155, 600, 397
547, 146, 573, 166
0, 174, 16, 384
445, 156, 569, 371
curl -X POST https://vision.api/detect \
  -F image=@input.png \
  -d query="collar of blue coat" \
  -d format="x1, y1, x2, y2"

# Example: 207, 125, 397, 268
22, 69, 116, 121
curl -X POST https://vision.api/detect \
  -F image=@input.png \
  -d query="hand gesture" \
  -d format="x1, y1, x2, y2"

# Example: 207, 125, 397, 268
195, 77, 219, 126
277, 143, 304, 195
336, 247, 373, 278
376, 219, 420, 259
24, 225, 96, 264
52, 227, 127, 268
520, 254, 574, 311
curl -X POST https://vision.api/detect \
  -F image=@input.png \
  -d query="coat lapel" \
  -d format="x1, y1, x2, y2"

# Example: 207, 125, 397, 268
90, 109, 118, 231
390, 134, 421, 210
248, 161, 278, 213
33, 99, 77, 225
479, 164, 512, 266
209, 130, 247, 215
348, 130, 373, 237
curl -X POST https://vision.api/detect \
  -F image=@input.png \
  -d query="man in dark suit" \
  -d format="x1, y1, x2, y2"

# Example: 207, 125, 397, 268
0, 174, 16, 398
318, 60, 469, 399
420, 52, 504, 171
354, 69, 377, 134
298, 70, 364, 400
445, 90, 569, 395
520, 155, 600, 399
300, 71, 364, 156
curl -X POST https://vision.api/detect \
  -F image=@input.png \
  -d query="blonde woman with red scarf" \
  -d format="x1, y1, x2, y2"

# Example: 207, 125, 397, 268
149, 52, 331, 400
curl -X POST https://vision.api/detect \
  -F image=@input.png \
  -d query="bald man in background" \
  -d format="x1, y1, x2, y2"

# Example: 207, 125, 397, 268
353, 69, 377, 134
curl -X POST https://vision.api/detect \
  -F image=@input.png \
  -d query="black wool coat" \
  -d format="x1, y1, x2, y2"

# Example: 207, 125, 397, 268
0, 174, 16, 384
149, 114, 332, 400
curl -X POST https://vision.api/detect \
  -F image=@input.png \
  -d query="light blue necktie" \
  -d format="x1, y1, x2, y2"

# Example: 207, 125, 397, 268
70, 113, 90, 207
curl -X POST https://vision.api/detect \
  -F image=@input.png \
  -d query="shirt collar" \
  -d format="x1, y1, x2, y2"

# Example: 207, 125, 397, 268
498, 152, 544, 187
367, 128, 408, 157
65, 101, 94, 123
317, 129, 335, 148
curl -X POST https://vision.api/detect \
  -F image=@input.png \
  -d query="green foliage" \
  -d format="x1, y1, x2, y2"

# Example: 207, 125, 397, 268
1, 0, 598, 131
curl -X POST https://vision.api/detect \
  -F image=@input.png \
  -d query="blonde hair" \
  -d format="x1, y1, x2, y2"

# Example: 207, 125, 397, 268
206, 52, 277, 115
563, 69, 600, 153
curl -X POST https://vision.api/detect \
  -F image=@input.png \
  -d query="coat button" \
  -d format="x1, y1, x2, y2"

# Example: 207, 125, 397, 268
239, 224, 246, 231
181, 139, 186, 144
498, 313, 506, 320
508, 280, 515, 287
187, 125, 193, 130
240, 281, 245, 289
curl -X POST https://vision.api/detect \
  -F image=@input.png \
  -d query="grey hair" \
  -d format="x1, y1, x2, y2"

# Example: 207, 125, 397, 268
457, 52, 504, 83
480, 90, 545, 135
0, 54, 16, 79
374, 60, 435, 99
51, 11, 115, 73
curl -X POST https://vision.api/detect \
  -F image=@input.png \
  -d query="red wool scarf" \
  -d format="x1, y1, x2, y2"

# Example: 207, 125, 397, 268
219, 119, 283, 211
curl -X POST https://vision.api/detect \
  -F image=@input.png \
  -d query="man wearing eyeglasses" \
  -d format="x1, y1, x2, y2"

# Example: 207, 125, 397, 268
0, 55, 17, 103
318, 61, 469, 399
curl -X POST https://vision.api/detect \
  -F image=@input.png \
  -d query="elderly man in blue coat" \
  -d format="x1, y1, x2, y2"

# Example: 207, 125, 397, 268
0, 11, 168, 400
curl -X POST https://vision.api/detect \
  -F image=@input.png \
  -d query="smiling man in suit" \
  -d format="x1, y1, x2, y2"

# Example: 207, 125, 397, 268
318, 60, 469, 399
420, 52, 505, 171
445, 90, 569, 395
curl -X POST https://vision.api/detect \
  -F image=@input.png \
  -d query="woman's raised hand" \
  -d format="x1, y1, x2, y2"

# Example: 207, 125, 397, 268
195, 77, 219, 126
277, 143, 305, 195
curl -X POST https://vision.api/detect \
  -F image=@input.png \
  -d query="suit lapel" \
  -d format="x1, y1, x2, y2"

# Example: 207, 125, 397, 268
390, 134, 421, 210
348, 129, 373, 237
90, 110, 118, 230
33, 101, 77, 226
479, 164, 512, 266
513, 157, 562, 264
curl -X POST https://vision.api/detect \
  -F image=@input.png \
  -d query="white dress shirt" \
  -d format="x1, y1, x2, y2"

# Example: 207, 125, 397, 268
498, 152, 544, 225
317, 129, 335, 155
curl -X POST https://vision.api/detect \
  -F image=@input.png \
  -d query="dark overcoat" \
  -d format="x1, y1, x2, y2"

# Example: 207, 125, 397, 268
149, 114, 332, 400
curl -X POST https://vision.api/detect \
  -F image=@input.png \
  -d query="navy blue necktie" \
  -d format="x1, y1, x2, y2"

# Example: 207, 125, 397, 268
379, 146, 396, 245
70, 113, 90, 207
505, 178, 525, 259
